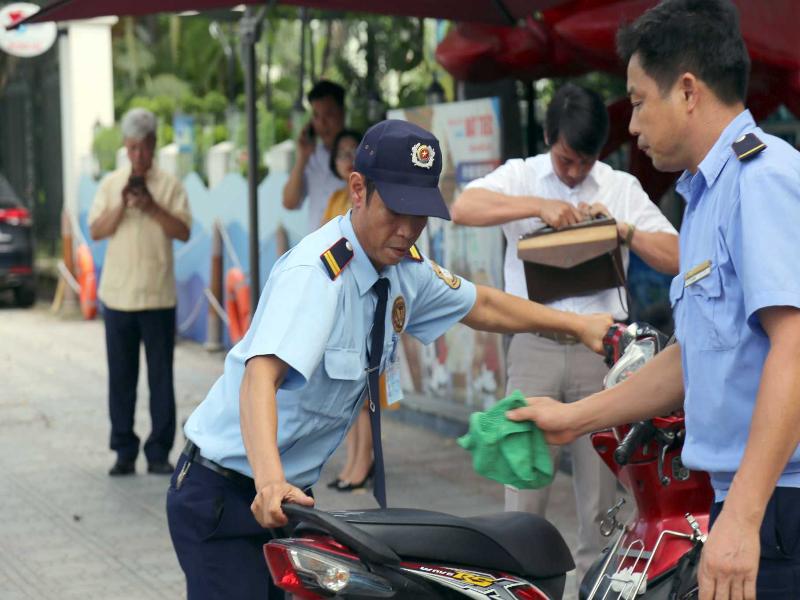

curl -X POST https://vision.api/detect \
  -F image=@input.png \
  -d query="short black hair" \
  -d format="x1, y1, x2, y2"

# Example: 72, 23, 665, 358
329, 129, 363, 179
307, 79, 345, 109
364, 177, 376, 205
545, 83, 609, 157
616, 0, 750, 105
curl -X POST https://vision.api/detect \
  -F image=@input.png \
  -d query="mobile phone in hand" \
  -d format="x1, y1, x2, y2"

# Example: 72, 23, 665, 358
305, 124, 315, 143
128, 175, 146, 191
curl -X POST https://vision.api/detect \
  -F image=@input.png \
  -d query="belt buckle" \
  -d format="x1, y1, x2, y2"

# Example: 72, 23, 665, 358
539, 331, 578, 344
560, 333, 579, 345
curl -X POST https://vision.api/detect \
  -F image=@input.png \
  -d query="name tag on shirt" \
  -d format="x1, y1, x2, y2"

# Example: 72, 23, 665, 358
386, 335, 404, 405
386, 360, 404, 405
684, 260, 712, 287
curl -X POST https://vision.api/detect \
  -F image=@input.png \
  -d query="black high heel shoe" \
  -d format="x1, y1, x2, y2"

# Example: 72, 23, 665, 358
335, 463, 375, 492
326, 477, 344, 489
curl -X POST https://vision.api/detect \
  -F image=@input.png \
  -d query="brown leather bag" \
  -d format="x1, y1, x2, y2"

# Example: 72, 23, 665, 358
517, 218, 625, 304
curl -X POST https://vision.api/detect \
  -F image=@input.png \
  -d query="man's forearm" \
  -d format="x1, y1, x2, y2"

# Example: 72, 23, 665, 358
451, 188, 543, 227
89, 204, 125, 240
628, 230, 679, 275
462, 284, 583, 336
461, 284, 570, 334
282, 161, 307, 210
573, 343, 685, 433
240, 358, 287, 490
151, 204, 190, 241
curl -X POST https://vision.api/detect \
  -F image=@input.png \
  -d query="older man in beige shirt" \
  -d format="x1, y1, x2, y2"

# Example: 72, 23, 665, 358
89, 108, 191, 477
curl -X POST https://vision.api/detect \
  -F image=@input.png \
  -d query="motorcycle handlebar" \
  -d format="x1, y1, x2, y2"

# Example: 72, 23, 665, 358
613, 420, 658, 465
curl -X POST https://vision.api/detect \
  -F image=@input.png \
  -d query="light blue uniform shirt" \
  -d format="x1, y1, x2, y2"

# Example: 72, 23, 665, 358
670, 110, 800, 500
185, 212, 477, 489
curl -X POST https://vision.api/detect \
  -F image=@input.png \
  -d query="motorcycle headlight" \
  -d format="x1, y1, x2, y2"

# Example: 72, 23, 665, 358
603, 339, 655, 389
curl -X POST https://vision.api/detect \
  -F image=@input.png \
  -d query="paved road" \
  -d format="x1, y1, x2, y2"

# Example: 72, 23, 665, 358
1, 305, 591, 599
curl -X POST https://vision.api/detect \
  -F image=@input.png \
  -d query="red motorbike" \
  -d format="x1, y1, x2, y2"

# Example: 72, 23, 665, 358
580, 323, 711, 599
263, 324, 711, 600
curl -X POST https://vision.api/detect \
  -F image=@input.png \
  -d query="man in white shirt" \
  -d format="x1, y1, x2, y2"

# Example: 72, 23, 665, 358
451, 83, 679, 582
282, 80, 346, 231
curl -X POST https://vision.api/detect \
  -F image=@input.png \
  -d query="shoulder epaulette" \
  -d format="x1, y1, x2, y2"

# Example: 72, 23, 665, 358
732, 133, 766, 162
406, 244, 424, 262
320, 237, 354, 280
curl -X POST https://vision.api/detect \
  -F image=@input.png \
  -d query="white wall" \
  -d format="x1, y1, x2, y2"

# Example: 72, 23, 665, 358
59, 17, 116, 217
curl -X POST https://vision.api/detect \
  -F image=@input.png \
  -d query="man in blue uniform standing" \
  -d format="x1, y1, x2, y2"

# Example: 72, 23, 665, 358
166, 119, 613, 599
508, 1, 800, 599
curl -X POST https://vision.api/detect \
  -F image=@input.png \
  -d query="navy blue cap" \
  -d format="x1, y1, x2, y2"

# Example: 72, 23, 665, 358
354, 119, 450, 220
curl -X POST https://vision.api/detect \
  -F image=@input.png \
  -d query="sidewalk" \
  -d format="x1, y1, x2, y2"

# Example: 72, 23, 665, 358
0, 305, 584, 599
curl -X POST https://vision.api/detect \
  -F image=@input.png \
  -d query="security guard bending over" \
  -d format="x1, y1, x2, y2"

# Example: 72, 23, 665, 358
166, 119, 613, 600
507, 2, 800, 599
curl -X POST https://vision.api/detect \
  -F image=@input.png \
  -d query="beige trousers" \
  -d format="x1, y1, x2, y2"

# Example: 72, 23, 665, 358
504, 333, 618, 583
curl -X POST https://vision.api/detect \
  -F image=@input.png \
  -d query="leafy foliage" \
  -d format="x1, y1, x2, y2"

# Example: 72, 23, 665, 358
101, 10, 453, 180
92, 126, 123, 173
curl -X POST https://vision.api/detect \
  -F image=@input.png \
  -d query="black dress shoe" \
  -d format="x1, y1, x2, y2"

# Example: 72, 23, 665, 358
335, 464, 375, 492
147, 461, 175, 475
109, 460, 135, 476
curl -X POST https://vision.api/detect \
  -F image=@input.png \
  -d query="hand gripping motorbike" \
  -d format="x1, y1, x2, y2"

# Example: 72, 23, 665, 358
263, 323, 711, 600
580, 324, 711, 600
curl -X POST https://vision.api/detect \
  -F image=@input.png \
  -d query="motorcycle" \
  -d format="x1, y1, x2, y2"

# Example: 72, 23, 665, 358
580, 324, 710, 600
263, 323, 712, 600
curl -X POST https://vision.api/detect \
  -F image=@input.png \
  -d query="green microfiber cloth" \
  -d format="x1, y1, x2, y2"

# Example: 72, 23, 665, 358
458, 390, 554, 490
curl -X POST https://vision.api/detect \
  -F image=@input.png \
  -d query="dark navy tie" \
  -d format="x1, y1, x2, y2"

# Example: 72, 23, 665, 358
366, 277, 390, 509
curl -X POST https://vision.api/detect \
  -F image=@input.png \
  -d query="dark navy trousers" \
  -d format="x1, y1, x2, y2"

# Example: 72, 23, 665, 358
103, 306, 176, 464
166, 454, 286, 600
710, 487, 800, 598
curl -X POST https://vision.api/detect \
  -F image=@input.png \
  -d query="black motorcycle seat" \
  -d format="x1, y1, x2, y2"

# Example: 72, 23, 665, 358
298, 508, 574, 578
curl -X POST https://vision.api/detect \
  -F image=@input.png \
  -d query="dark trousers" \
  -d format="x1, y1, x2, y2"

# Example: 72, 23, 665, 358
166, 454, 286, 600
710, 487, 800, 598
104, 306, 176, 464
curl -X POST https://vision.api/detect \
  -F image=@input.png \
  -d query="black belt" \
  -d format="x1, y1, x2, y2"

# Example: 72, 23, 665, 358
181, 440, 256, 489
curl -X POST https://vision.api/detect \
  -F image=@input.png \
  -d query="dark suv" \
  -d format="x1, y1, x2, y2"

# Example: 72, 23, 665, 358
0, 175, 35, 307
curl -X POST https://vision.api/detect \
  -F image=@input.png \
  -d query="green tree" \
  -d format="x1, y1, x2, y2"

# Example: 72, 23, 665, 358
104, 9, 451, 181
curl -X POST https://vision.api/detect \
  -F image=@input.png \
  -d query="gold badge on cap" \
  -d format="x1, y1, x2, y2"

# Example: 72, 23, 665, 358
430, 260, 461, 290
411, 142, 435, 169
392, 296, 406, 333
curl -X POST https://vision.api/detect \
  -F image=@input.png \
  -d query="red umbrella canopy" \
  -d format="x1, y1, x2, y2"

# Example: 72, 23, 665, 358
553, 0, 800, 71
14, 0, 573, 27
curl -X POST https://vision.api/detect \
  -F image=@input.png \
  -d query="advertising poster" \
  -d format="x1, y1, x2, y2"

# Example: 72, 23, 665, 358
389, 98, 506, 412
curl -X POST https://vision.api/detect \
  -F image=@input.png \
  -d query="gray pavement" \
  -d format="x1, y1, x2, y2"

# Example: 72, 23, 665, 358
1, 305, 587, 599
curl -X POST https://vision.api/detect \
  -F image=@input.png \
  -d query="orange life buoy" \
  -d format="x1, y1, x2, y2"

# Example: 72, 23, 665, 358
76, 243, 97, 320
225, 268, 251, 344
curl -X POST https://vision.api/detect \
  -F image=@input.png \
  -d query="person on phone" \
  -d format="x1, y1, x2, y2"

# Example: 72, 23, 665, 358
88, 108, 191, 477
451, 84, 679, 583
282, 80, 346, 232
167, 119, 613, 600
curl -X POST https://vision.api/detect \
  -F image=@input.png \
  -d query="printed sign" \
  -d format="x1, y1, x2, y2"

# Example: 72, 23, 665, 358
388, 98, 505, 411
0, 4, 57, 58
173, 114, 196, 154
